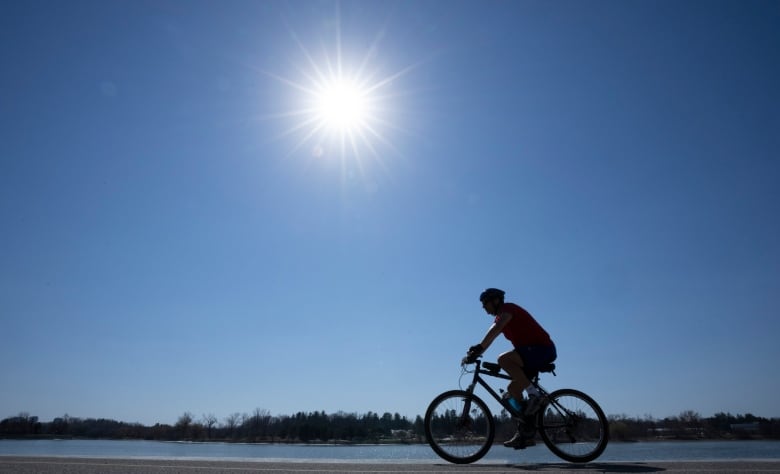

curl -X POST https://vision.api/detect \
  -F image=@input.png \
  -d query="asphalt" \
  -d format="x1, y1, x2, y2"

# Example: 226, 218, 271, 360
1, 457, 780, 473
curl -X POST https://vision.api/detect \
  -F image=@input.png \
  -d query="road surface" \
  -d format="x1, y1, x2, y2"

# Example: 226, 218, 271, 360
2, 457, 780, 473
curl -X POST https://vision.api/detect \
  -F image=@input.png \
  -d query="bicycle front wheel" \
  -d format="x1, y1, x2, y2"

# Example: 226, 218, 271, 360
424, 390, 495, 464
537, 388, 609, 463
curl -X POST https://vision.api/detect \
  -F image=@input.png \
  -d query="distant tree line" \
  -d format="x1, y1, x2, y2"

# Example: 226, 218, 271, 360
609, 411, 780, 441
0, 410, 425, 443
2, 410, 779, 443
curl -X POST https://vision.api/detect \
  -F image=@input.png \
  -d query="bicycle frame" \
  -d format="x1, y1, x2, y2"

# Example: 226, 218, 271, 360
461, 359, 551, 418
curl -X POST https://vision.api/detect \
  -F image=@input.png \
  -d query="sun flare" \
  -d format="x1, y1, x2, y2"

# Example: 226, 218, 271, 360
260, 17, 419, 178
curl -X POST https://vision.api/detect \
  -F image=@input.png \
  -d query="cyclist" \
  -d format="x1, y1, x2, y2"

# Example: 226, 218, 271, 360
464, 288, 557, 448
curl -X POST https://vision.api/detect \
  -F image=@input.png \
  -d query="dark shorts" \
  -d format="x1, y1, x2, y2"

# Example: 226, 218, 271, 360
515, 344, 557, 372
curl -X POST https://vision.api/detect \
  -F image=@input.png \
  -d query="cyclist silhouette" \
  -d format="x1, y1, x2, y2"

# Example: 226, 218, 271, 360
465, 288, 557, 448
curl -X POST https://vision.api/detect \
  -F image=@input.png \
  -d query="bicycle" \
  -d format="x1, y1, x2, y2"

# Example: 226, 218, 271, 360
424, 356, 609, 464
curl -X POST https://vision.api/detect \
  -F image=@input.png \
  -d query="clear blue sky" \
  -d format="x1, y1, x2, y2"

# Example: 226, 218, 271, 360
1, 0, 778, 426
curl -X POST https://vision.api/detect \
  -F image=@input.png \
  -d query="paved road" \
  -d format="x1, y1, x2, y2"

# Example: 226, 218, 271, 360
1, 457, 780, 473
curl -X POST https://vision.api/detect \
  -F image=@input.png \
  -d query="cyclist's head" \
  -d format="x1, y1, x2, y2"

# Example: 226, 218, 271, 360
480, 288, 505, 315
480, 288, 505, 304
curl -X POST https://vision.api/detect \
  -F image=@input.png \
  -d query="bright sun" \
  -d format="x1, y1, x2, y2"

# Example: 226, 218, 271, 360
315, 78, 370, 133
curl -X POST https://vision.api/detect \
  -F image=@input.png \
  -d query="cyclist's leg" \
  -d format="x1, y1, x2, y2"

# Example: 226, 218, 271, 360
500, 345, 557, 397
517, 345, 557, 379
499, 350, 538, 449
497, 350, 530, 400
520, 345, 557, 415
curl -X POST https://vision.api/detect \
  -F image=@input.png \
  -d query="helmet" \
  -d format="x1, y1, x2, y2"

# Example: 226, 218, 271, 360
479, 288, 505, 303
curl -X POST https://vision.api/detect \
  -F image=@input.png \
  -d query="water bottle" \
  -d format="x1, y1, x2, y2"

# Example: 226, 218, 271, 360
508, 396, 524, 414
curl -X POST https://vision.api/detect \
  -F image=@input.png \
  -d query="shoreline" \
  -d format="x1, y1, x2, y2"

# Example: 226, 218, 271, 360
3, 437, 779, 444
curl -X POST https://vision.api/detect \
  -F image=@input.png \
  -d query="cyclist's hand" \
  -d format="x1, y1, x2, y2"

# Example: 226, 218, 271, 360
462, 343, 484, 365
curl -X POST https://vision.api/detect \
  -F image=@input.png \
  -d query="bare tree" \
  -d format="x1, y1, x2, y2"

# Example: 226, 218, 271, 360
250, 408, 271, 440
175, 412, 194, 439
224, 412, 242, 439
679, 410, 702, 424
201, 413, 218, 439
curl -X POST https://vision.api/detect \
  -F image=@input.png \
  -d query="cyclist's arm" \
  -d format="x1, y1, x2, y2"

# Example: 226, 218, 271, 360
478, 311, 513, 351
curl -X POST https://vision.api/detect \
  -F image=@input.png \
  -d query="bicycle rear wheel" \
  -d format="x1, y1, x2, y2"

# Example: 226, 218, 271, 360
537, 388, 609, 463
424, 390, 495, 464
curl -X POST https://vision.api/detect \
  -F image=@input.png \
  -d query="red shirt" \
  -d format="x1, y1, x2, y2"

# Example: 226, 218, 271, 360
496, 302, 553, 347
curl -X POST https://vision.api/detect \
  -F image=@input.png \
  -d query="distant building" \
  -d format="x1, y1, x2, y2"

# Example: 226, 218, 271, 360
391, 429, 413, 439
730, 422, 760, 433
647, 427, 704, 439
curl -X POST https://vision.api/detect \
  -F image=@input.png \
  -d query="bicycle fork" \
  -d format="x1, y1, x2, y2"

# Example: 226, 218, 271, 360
458, 381, 477, 428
